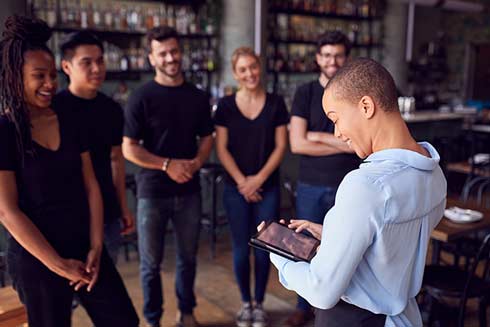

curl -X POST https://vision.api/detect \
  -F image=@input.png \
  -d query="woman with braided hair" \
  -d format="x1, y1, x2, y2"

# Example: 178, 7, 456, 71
0, 15, 138, 326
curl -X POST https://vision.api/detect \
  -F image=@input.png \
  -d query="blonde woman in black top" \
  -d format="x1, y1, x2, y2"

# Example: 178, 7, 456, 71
215, 47, 289, 327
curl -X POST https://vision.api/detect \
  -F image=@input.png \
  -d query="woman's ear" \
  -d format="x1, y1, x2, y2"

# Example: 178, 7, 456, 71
358, 95, 375, 119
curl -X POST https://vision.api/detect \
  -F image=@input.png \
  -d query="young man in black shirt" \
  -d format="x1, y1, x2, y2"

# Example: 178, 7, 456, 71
123, 26, 214, 327
287, 31, 360, 326
54, 32, 135, 264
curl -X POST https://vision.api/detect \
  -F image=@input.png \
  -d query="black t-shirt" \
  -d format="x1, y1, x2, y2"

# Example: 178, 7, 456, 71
124, 80, 214, 198
0, 111, 90, 260
53, 90, 123, 223
214, 93, 289, 189
291, 80, 360, 187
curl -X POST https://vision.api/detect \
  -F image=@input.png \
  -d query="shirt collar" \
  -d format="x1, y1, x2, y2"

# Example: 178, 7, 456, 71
363, 142, 440, 171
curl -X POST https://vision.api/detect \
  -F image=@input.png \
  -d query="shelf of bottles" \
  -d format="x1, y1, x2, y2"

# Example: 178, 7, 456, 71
266, 0, 385, 106
268, 0, 383, 19
29, 0, 221, 90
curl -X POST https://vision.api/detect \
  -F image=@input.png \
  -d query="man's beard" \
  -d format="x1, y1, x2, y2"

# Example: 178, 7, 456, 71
321, 65, 339, 80
157, 62, 182, 78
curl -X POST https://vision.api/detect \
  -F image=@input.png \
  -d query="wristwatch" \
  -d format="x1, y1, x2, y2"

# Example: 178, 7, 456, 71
162, 158, 171, 172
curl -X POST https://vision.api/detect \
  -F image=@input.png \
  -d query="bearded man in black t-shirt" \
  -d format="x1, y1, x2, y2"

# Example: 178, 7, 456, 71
287, 31, 360, 327
55, 31, 135, 265
122, 26, 214, 327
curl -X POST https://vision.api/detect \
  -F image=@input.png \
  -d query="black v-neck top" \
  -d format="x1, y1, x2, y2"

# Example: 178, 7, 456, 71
214, 93, 289, 189
0, 108, 90, 259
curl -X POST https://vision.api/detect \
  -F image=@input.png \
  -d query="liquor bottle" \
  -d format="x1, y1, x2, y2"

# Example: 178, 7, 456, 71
46, 0, 57, 27
207, 48, 215, 71
129, 6, 138, 31
359, 0, 370, 17
136, 6, 144, 31
137, 49, 146, 70
348, 23, 359, 44
104, 3, 113, 30
80, 2, 88, 29
87, 2, 95, 28
181, 41, 190, 71
121, 5, 129, 30
189, 9, 197, 34
167, 6, 176, 29
120, 53, 129, 72
113, 4, 122, 30
34, 0, 46, 22
152, 7, 161, 28
176, 7, 187, 34
59, 0, 68, 26
146, 7, 155, 31
159, 5, 168, 27
93, 3, 102, 29
128, 46, 138, 70
327, 0, 337, 14
66, 0, 77, 27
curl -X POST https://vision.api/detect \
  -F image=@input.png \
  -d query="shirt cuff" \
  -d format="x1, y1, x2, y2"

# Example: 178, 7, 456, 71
270, 253, 292, 288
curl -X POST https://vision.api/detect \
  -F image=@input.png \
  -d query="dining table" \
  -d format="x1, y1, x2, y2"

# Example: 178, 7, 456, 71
431, 198, 490, 264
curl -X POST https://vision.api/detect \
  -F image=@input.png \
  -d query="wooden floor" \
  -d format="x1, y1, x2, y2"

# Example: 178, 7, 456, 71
70, 230, 488, 327
2, 230, 485, 327
73, 232, 314, 327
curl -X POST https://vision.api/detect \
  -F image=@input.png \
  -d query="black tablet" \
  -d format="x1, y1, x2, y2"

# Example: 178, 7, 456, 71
249, 221, 320, 262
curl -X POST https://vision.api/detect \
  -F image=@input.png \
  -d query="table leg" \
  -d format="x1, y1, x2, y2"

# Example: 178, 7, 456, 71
431, 239, 441, 265
210, 172, 217, 259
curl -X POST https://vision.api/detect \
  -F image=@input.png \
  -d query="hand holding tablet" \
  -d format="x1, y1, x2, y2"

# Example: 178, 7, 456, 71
251, 220, 321, 262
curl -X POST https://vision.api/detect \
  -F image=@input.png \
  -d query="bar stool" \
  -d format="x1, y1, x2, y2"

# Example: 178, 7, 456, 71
122, 174, 138, 262
200, 163, 226, 259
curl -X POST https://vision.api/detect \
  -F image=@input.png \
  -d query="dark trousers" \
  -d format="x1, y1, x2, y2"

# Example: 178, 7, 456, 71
315, 300, 386, 327
295, 182, 337, 311
223, 183, 280, 303
137, 193, 201, 325
8, 247, 139, 327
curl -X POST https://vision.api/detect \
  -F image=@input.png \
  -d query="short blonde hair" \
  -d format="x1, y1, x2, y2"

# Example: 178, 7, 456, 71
231, 47, 260, 72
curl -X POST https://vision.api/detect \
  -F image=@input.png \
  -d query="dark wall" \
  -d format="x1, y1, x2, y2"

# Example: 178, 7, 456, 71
0, 0, 27, 34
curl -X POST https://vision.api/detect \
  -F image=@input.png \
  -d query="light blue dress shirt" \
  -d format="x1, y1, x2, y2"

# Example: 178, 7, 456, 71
271, 142, 447, 326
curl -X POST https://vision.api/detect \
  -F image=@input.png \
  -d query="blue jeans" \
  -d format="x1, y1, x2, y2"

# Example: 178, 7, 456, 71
223, 183, 280, 304
295, 182, 337, 311
104, 218, 122, 265
137, 192, 201, 325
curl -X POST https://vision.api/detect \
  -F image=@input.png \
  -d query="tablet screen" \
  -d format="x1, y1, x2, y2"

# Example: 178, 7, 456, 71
256, 221, 319, 261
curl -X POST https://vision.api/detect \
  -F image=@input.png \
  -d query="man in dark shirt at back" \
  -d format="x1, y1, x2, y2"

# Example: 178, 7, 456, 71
122, 26, 214, 327
54, 31, 135, 265
287, 31, 360, 326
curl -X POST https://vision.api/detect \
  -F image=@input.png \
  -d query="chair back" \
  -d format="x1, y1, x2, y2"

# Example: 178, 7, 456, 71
458, 233, 490, 326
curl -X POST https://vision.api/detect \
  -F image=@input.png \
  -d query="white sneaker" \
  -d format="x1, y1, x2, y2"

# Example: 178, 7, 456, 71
236, 302, 253, 327
252, 303, 268, 327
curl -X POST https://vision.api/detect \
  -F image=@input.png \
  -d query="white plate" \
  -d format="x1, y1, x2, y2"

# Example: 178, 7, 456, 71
444, 207, 484, 224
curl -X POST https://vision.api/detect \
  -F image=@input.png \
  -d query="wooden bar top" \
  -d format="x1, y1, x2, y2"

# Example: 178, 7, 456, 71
431, 198, 490, 242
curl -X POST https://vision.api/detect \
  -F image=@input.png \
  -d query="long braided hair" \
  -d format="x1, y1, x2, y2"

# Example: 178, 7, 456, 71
0, 15, 53, 162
